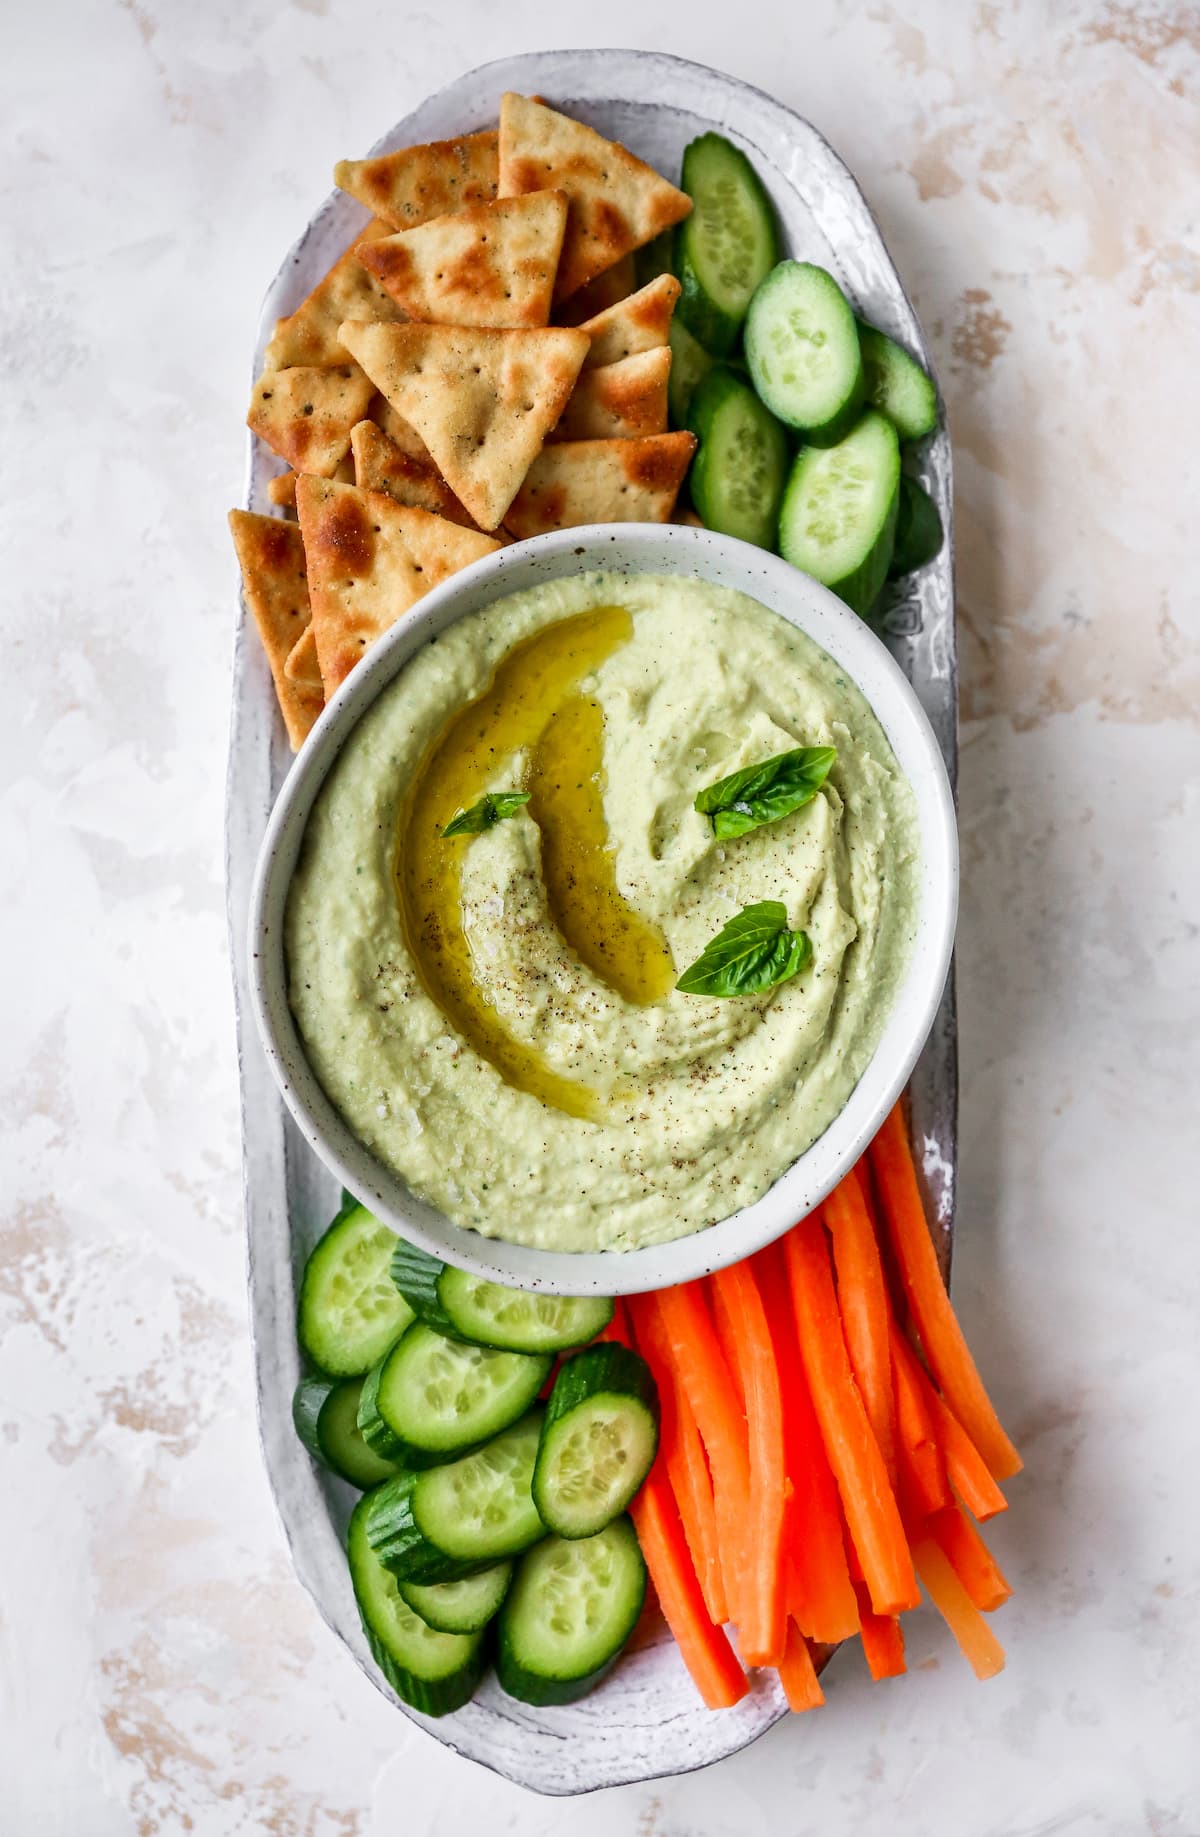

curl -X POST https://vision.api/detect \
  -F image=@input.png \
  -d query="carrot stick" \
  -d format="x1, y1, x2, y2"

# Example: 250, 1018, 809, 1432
777, 1619, 825, 1712
852, 1581, 907, 1680
926, 1504, 1012, 1613
912, 1536, 1006, 1680
595, 1297, 632, 1344
754, 1244, 861, 1646
889, 1319, 950, 1517
869, 1103, 1022, 1481
640, 1284, 751, 1630
784, 1217, 920, 1617
708, 1278, 747, 1416
892, 1327, 1008, 1521
709, 1261, 787, 1666
825, 1166, 897, 1485
630, 1294, 727, 1624
630, 1464, 749, 1709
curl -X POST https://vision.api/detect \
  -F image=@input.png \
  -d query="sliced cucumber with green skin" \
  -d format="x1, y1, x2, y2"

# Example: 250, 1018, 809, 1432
348, 1495, 485, 1717
779, 409, 901, 616
390, 1240, 613, 1353
668, 315, 715, 428
297, 1202, 414, 1378
677, 133, 779, 357
888, 474, 944, 576
687, 364, 789, 550
533, 1344, 659, 1539
293, 1375, 401, 1489
398, 1562, 512, 1634
496, 1517, 647, 1706
857, 321, 938, 443
746, 262, 865, 445
367, 1410, 545, 1583
357, 1322, 549, 1469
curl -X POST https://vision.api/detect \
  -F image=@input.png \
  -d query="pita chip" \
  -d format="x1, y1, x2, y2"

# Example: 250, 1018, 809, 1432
264, 220, 405, 370
350, 420, 479, 529
504, 433, 696, 539
356, 191, 568, 330
296, 477, 501, 691
366, 395, 433, 464
283, 623, 324, 693
267, 471, 298, 511
556, 252, 637, 326
578, 273, 681, 368
551, 346, 671, 442
247, 362, 375, 477
334, 131, 499, 231
339, 319, 589, 530
498, 94, 691, 302
228, 510, 323, 749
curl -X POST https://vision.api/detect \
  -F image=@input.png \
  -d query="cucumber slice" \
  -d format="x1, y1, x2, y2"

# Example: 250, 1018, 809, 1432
677, 133, 779, 357
668, 315, 714, 428
348, 1495, 485, 1717
358, 1322, 549, 1468
533, 1344, 659, 1539
778, 409, 901, 616
888, 474, 944, 576
497, 1517, 647, 1706
858, 321, 938, 443
292, 1375, 401, 1489
390, 1240, 614, 1353
297, 1202, 414, 1378
398, 1562, 512, 1634
367, 1411, 546, 1582
746, 262, 865, 444
687, 365, 789, 550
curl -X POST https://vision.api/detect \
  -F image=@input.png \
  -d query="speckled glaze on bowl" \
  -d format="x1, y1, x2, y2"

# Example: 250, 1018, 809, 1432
227, 48, 959, 1793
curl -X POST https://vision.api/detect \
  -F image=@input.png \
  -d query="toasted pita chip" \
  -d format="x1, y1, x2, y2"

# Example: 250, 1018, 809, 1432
579, 273, 681, 368
334, 131, 499, 231
552, 347, 671, 442
228, 511, 323, 749
504, 432, 696, 538
675, 507, 706, 528
247, 362, 375, 477
268, 471, 298, 510
357, 191, 568, 330
283, 623, 324, 693
296, 478, 502, 691
350, 421, 479, 529
263, 221, 404, 370
367, 395, 433, 463
557, 253, 637, 326
498, 94, 691, 301
339, 320, 589, 531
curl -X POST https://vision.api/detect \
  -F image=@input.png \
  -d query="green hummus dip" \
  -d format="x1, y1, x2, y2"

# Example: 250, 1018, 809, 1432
285, 571, 919, 1252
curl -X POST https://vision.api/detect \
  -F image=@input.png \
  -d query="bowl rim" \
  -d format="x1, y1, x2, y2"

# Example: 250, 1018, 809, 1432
247, 522, 957, 1295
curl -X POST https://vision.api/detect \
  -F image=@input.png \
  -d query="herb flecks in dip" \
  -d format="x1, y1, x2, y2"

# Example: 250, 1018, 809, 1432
285, 571, 919, 1252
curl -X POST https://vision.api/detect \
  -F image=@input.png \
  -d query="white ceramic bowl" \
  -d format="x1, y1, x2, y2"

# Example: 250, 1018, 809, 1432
248, 523, 957, 1294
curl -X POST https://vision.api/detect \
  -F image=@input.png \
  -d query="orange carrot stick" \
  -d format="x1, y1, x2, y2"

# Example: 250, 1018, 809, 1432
709, 1261, 787, 1666
708, 1279, 747, 1416
869, 1103, 1022, 1481
777, 1619, 825, 1712
852, 1581, 907, 1680
642, 1284, 751, 1630
754, 1244, 860, 1646
892, 1327, 1008, 1521
825, 1165, 898, 1485
890, 1318, 950, 1517
630, 1294, 727, 1624
926, 1504, 1012, 1613
912, 1536, 1007, 1679
784, 1217, 920, 1618
630, 1464, 749, 1709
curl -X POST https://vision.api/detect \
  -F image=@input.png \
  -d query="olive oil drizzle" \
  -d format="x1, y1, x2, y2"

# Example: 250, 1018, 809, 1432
397, 606, 673, 1118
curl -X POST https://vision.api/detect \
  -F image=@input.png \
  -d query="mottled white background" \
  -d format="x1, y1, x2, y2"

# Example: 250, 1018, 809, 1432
3, 1, 1199, 1832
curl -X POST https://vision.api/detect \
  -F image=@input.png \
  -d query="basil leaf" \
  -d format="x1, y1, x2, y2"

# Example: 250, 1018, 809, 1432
694, 745, 837, 841
442, 791, 530, 838
675, 899, 813, 998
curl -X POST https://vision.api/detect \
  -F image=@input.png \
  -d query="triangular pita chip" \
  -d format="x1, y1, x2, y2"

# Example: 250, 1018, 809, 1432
351, 421, 479, 529
551, 347, 671, 442
579, 273, 681, 368
498, 94, 691, 301
356, 191, 568, 329
504, 432, 697, 539
267, 471, 298, 510
228, 510, 323, 749
284, 623, 324, 693
367, 395, 433, 463
557, 252, 637, 326
247, 363, 375, 476
334, 131, 499, 231
339, 320, 589, 530
296, 478, 501, 691
264, 220, 405, 370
